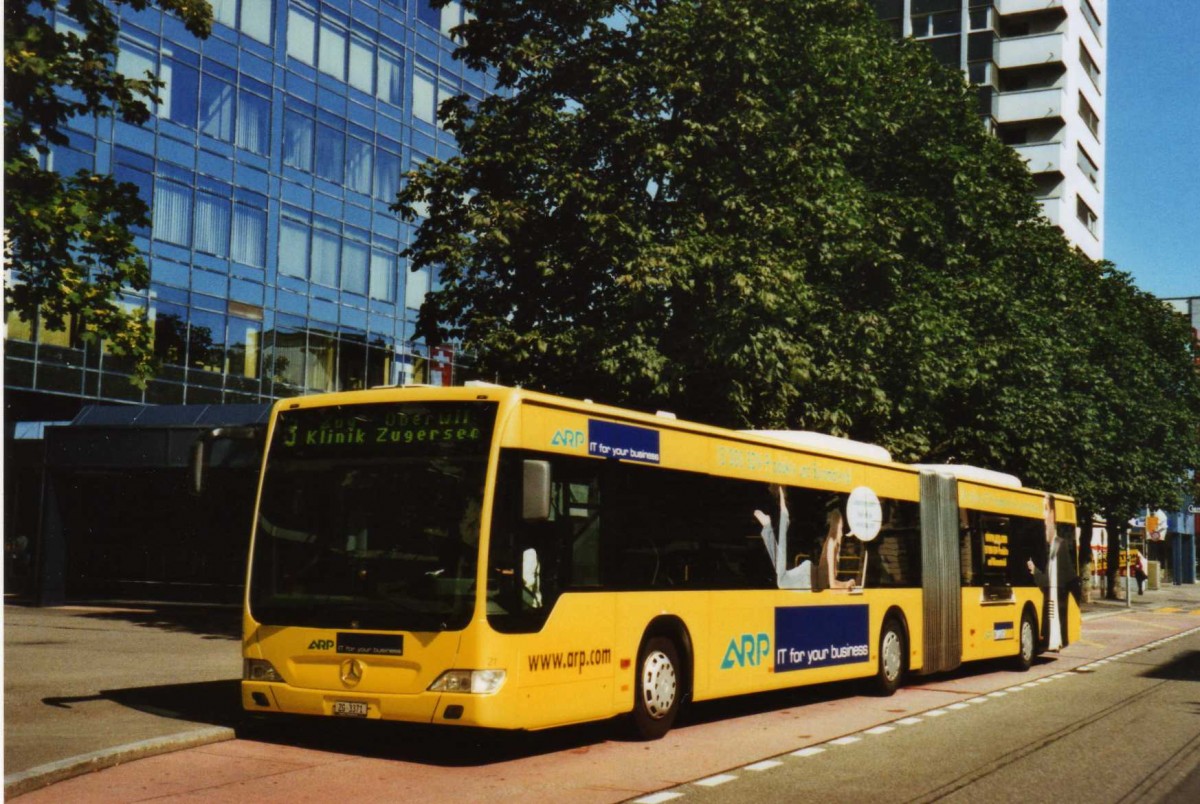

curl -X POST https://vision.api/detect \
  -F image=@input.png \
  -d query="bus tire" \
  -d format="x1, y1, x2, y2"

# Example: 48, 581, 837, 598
631, 636, 681, 740
874, 618, 906, 696
1014, 610, 1037, 671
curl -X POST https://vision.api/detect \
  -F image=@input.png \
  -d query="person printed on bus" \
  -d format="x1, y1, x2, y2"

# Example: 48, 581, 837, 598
753, 485, 812, 589
815, 501, 856, 592
1025, 494, 1074, 650
752, 484, 782, 569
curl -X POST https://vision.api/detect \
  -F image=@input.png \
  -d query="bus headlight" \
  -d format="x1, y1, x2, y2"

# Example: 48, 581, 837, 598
428, 669, 507, 694
244, 658, 284, 683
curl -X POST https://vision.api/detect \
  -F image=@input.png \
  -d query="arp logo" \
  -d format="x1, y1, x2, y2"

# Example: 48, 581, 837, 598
551, 429, 585, 449
308, 639, 334, 650
721, 633, 771, 669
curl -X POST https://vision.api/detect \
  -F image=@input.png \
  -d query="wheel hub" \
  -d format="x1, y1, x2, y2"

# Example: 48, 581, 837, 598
642, 650, 677, 719
881, 631, 902, 681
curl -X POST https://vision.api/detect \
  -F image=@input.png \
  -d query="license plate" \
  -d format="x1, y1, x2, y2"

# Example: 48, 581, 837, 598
332, 700, 369, 717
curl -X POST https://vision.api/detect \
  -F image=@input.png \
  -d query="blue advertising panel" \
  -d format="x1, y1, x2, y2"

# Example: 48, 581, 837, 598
587, 419, 661, 464
774, 605, 870, 672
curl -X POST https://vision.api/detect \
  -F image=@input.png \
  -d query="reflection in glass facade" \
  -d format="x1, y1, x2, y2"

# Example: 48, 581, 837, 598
5, 0, 490, 410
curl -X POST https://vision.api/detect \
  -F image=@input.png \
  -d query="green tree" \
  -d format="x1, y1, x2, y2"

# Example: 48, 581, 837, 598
403, 1, 1030, 435
1074, 268, 1200, 595
4, 0, 211, 385
401, 0, 1200, 519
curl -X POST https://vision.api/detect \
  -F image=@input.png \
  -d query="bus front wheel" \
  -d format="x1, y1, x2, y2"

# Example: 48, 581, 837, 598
874, 618, 906, 696
631, 637, 681, 740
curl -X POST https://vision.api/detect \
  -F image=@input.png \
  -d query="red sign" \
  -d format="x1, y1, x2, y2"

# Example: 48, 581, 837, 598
431, 345, 454, 387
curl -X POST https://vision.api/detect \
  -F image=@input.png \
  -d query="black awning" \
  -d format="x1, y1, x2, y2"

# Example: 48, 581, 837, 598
46, 404, 273, 470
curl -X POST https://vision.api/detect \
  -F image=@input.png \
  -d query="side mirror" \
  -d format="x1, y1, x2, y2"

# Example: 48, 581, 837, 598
190, 438, 208, 496
522, 460, 552, 522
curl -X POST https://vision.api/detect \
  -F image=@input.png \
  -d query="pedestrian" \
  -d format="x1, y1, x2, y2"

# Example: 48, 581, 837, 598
1134, 549, 1148, 595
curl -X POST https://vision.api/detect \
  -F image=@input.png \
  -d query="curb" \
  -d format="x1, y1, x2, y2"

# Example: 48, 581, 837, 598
4, 726, 236, 800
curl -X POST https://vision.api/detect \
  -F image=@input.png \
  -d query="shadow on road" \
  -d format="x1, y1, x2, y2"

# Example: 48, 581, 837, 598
1140, 650, 1200, 683
42, 679, 244, 728
76, 606, 241, 640
5, 599, 241, 640
231, 678, 895, 766
236, 714, 617, 766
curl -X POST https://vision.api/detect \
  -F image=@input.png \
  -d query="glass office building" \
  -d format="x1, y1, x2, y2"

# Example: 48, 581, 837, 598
5, 0, 489, 423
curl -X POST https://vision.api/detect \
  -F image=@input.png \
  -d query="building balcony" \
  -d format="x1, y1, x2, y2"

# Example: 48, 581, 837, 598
1037, 196, 1062, 228
1013, 141, 1063, 176
997, 0, 1065, 15
996, 87, 1063, 123
996, 33, 1064, 70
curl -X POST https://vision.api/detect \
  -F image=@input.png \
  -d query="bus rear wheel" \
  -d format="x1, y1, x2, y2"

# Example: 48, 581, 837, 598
1014, 610, 1037, 671
874, 618, 905, 696
631, 637, 681, 740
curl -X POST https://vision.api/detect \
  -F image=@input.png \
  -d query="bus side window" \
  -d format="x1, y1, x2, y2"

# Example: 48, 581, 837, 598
978, 513, 1013, 600
867, 500, 921, 588
960, 509, 978, 586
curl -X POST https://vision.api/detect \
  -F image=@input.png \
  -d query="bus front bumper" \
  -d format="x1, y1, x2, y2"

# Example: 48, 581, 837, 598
241, 681, 511, 727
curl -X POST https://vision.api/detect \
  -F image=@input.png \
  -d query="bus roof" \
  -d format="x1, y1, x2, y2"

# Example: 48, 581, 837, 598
275, 383, 1072, 506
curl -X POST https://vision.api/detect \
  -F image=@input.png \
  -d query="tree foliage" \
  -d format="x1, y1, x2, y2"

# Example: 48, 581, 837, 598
4, 0, 211, 384
399, 0, 1200, 515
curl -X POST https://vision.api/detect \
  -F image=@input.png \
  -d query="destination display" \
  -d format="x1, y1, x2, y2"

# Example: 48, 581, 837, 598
272, 401, 497, 458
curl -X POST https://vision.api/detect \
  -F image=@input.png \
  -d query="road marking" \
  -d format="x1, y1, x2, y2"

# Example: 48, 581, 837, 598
744, 760, 783, 772
897, 717, 923, 725
924, 709, 949, 717
632, 793, 682, 804
694, 774, 737, 787
791, 746, 826, 757
829, 736, 862, 745
948, 703, 970, 710
967, 697, 989, 704
865, 725, 895, 734
988, 691, 1008, 698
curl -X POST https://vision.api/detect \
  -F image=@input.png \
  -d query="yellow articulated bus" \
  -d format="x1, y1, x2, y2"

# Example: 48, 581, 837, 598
239, 384, 1081, 738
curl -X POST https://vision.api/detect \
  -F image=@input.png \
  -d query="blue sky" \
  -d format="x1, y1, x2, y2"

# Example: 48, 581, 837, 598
1105, 1, 1199, 299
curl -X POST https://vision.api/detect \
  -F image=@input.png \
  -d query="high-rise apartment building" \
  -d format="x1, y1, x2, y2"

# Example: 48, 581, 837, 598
873, 0, 1106, 260
5, 1, 486, 426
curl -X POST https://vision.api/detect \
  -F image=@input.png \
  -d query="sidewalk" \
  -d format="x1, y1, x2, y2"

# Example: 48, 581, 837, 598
3, 601, 243, 797
1078, 575, 1200, 619
6, 581, 1200, 798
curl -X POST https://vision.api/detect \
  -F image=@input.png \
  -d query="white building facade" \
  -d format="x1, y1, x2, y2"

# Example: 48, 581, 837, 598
874, 0, 1107, 260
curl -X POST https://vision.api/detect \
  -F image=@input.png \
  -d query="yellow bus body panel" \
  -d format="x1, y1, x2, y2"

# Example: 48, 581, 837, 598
243, 386, 1079, 730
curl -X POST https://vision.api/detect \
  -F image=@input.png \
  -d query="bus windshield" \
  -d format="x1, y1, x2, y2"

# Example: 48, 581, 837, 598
249, 401, 497, 632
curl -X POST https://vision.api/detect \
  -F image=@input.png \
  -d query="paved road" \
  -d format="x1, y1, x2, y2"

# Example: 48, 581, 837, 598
4, 603, 241, 784
635, 629, 1200, 804
8, 587, 1200, 802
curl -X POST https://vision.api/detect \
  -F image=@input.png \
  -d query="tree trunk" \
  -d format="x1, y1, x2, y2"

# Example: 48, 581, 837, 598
1105, 510, 1126, 600
1077, 506, 1094, 604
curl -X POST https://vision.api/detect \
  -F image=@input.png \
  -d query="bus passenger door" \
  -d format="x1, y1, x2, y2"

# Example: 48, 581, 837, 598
918, 471, 962, 675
